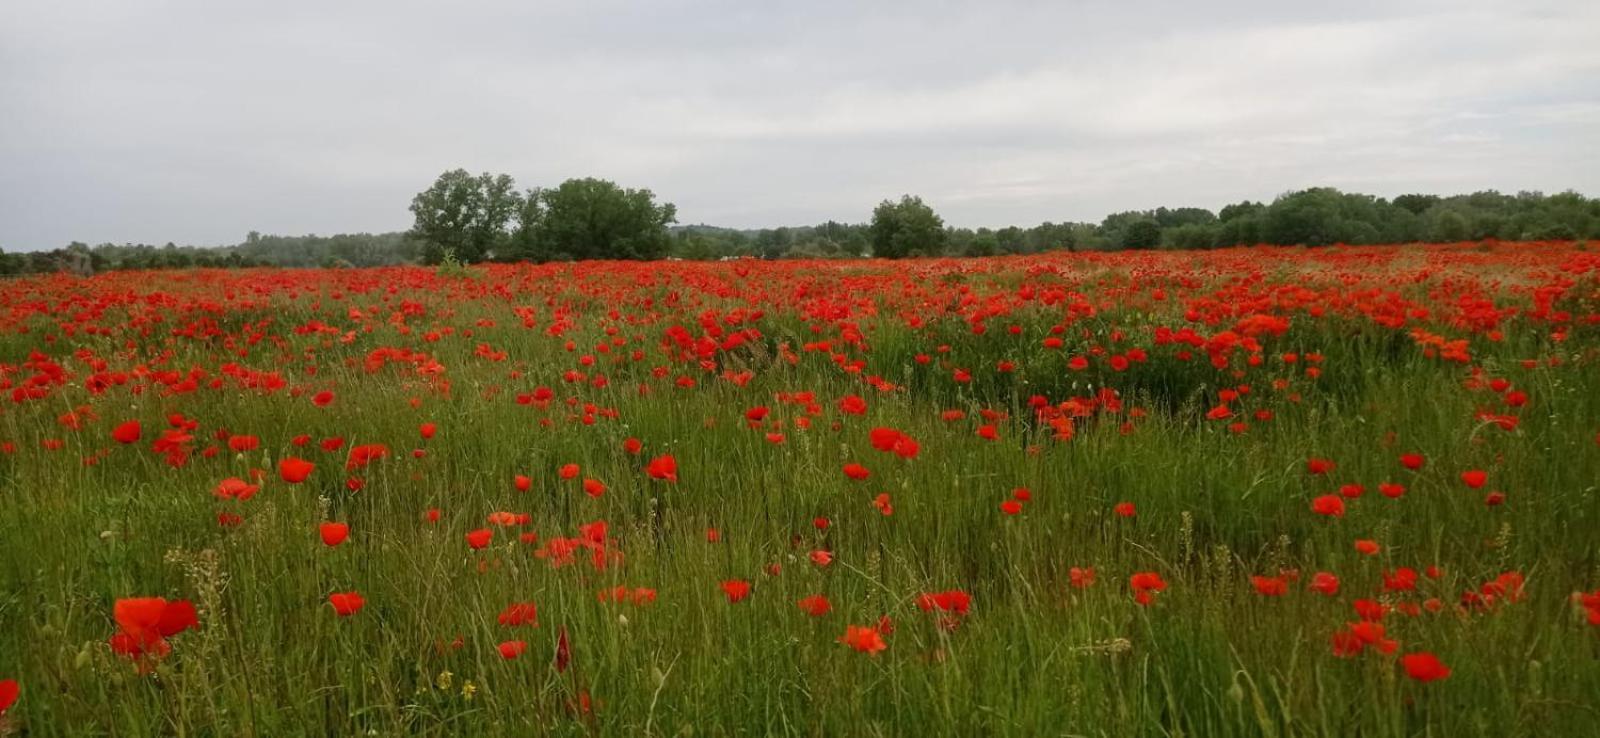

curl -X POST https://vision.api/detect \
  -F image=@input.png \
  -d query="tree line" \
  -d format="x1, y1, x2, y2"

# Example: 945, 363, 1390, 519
4, 173, 1597, 275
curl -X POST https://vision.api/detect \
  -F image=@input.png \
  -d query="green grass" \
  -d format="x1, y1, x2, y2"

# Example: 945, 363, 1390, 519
0, 248, 1597, 736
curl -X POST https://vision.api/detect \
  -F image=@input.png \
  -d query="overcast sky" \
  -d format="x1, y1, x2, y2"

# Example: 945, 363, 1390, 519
2, 0, 1597, 250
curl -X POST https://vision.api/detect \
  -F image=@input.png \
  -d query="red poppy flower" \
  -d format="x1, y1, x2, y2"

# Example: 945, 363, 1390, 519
797, 594, 832, 617
328, 591, 365, 617
1400, 652, 1451, 682
109, 597, 198, 663
279, 457, 314, 484
1251, 575, 1289, 597
838, 624, 886, 654
1310, 495, 1345, 517
215, 477, 260, 501
319, 522, 349, 547
1308, 572, 1340, 596
1130, 572, 1168, 605
916, 590, 972, 616
646, 454, 678, 481
497, 640, 528, 659
720, 579, 752, 603
112, 420, 142, 444
497, 602, 539, 627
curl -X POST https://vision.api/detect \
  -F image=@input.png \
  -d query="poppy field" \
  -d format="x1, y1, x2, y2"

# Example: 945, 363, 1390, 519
2, 242, 1599, 736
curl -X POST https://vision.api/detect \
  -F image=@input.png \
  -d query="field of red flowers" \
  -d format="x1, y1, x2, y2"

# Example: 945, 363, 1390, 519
1, 242, 1598, 736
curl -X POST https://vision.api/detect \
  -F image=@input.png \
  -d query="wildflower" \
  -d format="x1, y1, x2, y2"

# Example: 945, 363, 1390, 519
112, 420, 142, 444
646, 454, 678, 481
279, 457, 314, 484
1400, 652, 1451, 682
319, 522, 349, 547
721, 579, 751, 603
838, 625, 886, 654
798, 595, 832, 617
328, 592, 365, 617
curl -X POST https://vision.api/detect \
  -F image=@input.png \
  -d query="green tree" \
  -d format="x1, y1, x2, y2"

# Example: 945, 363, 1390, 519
966, 232, 999, 257
512, 178, 677, 261
1392, 194, 1440, 215
409, 169, 521, 264
869, 195, 946, 258
1120, 219, 1162, 249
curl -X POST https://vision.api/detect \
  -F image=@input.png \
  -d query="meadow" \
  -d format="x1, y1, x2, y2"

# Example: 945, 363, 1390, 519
1, 242, 1598, 736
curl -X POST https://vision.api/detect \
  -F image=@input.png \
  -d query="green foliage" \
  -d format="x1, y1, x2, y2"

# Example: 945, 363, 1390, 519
1119, 218, 1162, 249
13, 185, 1600, 274
432, 248, 478, 279
409, 169, 522, 264
870, 195, 947, 258
510, 178, 677, 262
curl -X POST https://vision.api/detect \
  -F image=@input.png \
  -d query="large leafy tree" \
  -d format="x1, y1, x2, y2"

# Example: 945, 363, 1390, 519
869, 195, 946, 258
408, 169, 521, 264
512, 178, 676, 261
1119, 219, 1162, 249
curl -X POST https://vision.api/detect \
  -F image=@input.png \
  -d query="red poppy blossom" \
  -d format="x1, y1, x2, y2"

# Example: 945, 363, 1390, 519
646, 454, 678, 481
1400, 652, 1451, 682
797, 594, 831, 617
215, 477, 260, 501
319, 522, 349, 547
838, 624, 886, 654
497, 640, 528, 659
278, 457, 314, 484
112, 420, 142, 444
1129, 572, 1167, 605
1310, 495, 1345, 517
110, 597, 198, 663
721, 579, 752, 603
328, 592, 365, 617
497, 602, 539, 627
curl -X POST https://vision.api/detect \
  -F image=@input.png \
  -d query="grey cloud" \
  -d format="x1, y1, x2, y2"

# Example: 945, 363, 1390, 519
2, 0, 1596, 248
